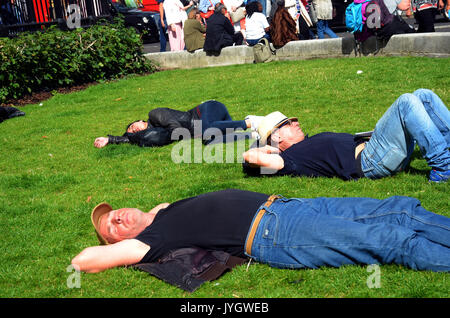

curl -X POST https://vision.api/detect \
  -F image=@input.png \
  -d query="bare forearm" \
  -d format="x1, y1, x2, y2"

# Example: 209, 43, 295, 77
242, 146, 284, 170
71, 239, 150, 273
72, 247, 111, 273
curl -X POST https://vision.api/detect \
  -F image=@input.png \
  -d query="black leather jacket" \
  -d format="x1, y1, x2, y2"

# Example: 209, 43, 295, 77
108, 106, 201, 147
0, 106, 25, 123
133, 247, 246, 292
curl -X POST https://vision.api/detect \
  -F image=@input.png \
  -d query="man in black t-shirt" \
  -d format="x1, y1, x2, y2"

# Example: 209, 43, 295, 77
243, 89, 450, 183
242, 111, 367, 180
71, 189, 450, 274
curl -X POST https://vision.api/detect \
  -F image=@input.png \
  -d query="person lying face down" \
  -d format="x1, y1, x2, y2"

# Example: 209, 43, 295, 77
94, 100, 254, 148
242, 89, 450, 183
71, 189, 450, 274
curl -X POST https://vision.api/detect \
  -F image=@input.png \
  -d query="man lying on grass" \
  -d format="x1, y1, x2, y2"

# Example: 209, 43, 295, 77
242, 89, 450, 183
94, 100, 257, 148
72, 189, 450, 274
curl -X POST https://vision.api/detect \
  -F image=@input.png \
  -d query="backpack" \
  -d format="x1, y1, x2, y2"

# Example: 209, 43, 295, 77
253, 38, 276, 64
364, 0, 394, 30
345, 0, 371, 33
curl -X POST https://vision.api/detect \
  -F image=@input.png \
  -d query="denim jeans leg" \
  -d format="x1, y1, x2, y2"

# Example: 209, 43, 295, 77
307, 196, 450, 247
246, 38, 260, 46
198, 101, 247, 134
317, 20, 325, 39
361, 93, 450, 178
324, 21, 338, 38
157, 15, 167, 52
413, 89, 450, 148
246, 197, 450, 271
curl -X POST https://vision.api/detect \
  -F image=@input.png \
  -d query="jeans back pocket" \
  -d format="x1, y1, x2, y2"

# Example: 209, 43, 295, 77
381, 147, 406, 172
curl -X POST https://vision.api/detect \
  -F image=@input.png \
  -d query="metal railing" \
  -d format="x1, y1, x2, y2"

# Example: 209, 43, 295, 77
0, 0, 113, 36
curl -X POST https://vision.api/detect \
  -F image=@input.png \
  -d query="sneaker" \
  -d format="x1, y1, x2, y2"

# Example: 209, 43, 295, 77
429, 169, 450, 183
245, 115, 264, 132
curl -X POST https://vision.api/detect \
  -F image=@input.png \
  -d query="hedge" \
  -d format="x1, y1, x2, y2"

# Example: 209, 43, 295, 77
0, 20, 156, 104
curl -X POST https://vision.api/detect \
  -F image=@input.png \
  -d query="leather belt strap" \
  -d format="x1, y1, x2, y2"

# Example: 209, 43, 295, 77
245, 195, 280, 255
355, 142, 366, 159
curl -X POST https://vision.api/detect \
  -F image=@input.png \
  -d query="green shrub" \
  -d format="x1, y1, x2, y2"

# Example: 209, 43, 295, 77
0, 19, 156, 103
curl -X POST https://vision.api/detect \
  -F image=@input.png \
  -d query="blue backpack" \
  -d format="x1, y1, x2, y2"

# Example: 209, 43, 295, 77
345, 0, 371, 33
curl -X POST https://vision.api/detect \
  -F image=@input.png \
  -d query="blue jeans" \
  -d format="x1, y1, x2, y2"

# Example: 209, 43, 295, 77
245, 196, 450, 271
246, 33, 271, 46
316, 19, 338, 39
154, 13, 167, 52
197, 100, 247, 134
361, 89, 450, 179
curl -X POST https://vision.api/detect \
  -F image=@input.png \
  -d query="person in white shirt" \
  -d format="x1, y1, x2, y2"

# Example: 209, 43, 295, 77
245, 1, 270, 45
164, 0, 194, 51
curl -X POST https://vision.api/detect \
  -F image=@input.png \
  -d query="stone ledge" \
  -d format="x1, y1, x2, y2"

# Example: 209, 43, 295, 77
144, 32, 450, 70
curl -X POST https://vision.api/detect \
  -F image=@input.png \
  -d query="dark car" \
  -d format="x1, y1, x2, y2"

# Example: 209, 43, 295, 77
107, 0, 159, 43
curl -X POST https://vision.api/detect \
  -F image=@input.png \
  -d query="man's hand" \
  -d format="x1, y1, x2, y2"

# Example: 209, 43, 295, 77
94, 137, 109, 148
260, 145, 281, 154
242, 146, 284, 170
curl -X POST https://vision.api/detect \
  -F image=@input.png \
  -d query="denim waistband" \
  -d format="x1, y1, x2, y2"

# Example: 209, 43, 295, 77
245, 195, 281, 255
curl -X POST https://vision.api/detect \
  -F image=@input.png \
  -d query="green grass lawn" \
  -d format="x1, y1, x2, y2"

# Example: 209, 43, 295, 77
0, 56, 449, 298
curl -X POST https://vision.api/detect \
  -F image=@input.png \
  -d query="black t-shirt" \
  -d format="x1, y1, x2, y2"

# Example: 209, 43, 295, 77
135, 189, 269, 263
277, 132, 363, 180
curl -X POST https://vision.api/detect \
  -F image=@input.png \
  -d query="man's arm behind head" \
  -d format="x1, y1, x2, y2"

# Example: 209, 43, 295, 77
72, 239, 150, 273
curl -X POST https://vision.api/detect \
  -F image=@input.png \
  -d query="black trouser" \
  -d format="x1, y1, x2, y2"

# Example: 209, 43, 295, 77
298, 15, 312, 40
414, 8, 437, 33
378, 15, 415, 40
233, 32, 244, 46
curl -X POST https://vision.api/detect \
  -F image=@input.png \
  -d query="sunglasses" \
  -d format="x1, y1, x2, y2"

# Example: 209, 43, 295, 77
270, 119, 298, 142
278, 119, 295, 129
